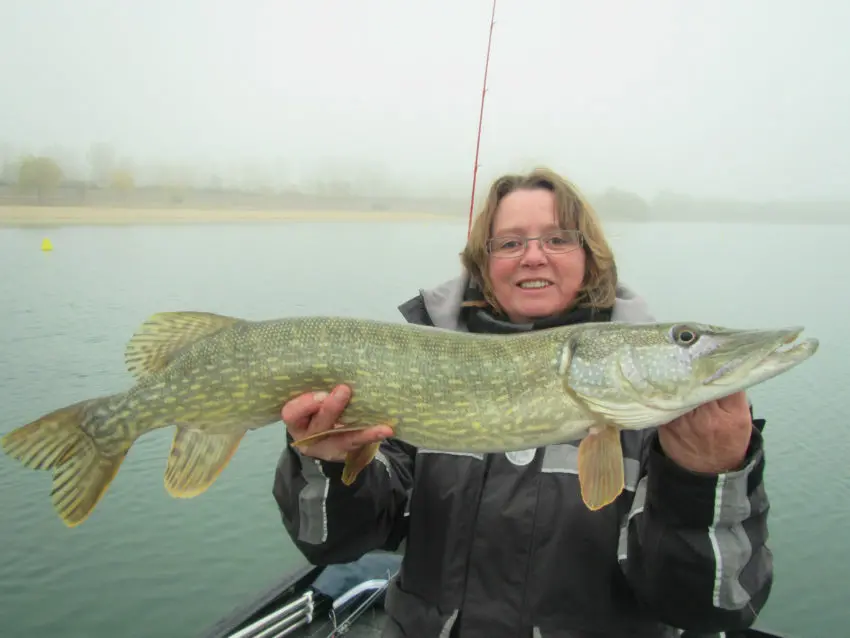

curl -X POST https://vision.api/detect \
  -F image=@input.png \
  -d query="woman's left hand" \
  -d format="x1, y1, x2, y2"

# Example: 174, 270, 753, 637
658, 391, 753, 474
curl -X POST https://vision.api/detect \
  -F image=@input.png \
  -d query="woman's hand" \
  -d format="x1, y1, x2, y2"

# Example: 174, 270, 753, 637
282, 384, 393, 462
658, 391, 753, 474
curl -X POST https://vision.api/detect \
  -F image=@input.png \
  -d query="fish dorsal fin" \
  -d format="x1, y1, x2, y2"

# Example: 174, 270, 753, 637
125, 311, 242, 379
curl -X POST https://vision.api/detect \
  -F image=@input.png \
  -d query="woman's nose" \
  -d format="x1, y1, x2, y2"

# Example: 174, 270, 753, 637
520, 239, 547, 264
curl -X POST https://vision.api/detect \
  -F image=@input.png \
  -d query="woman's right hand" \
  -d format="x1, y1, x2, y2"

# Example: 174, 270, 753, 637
282, 384, 394, 463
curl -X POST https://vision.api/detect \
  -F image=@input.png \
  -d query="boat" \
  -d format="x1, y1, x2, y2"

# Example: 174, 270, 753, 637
199, 550, 794, 638
200, 550, 400, 638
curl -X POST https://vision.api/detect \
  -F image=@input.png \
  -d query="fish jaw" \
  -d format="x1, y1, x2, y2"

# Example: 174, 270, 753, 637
559, 322, 819, 430
699, 326, 819, 389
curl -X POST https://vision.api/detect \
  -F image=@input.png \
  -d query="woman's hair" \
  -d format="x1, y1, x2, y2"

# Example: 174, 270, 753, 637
460, 166, 617, 313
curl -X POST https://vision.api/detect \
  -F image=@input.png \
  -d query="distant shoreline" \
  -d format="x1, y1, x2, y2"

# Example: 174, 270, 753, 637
1, 205, 847, 228
0, 206, 458, 227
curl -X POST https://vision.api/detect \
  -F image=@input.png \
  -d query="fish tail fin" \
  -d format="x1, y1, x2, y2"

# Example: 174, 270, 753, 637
0, 396, 128, 527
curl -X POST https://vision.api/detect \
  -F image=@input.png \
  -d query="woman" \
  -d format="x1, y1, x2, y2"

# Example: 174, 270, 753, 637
272, 168, 772, 638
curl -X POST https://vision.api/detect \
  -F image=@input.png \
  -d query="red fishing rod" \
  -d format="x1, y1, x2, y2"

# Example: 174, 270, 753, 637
467, 0, 497, 238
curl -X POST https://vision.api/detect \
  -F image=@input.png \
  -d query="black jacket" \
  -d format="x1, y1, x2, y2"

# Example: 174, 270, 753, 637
272, 276, 773, 638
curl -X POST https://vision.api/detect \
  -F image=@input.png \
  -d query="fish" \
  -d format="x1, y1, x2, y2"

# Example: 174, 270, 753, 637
0, 311, 818, 528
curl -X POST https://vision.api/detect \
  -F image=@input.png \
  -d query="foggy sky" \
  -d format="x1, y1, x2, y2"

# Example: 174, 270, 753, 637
1, 0, 848, 201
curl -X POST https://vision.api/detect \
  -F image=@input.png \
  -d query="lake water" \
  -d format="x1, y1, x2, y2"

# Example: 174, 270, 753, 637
0, 217, 846, 637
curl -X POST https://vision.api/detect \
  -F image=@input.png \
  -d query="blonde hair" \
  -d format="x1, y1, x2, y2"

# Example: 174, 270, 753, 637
460, 167, 617, 314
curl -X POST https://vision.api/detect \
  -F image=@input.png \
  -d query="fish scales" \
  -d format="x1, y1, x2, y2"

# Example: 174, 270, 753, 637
0, 310, 819, 527
86, 316, 583, 456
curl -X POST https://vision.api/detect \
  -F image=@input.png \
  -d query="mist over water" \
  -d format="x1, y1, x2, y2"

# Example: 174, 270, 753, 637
1, 0, 849, 216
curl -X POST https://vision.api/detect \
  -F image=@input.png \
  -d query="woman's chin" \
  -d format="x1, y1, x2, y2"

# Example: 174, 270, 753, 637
510, 301, 562, 323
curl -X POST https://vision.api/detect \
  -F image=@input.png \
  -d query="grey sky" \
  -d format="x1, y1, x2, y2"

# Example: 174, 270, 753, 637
1, 0, 848, 201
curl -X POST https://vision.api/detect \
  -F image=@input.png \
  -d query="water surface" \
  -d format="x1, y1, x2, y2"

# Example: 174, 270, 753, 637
0, 218, 845, 637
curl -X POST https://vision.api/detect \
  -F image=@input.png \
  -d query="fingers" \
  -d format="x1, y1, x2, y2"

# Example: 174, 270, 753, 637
281, 390, 330, 433
309, 385, 352, 436
281, 385, 353, 438
349, 425, 395, 449
281, 385, 394, 463
324, 426, 394, 453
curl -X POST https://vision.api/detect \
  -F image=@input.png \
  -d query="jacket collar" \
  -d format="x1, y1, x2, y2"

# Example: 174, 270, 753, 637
408, 272, 656, 331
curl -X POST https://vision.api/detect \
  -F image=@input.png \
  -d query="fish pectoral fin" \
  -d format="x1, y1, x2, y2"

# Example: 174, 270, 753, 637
576, 423, 625, 511
125, 311, 243, 379
341, 441, 381, 486
164, 427, 245, 498
0, 396, 126, 528
290, 425, 373, 449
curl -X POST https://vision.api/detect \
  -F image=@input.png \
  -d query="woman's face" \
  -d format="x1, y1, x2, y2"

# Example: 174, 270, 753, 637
486, 188, 586, 323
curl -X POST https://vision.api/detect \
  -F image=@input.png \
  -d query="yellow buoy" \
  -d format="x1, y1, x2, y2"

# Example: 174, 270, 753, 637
41, 238, 53, 252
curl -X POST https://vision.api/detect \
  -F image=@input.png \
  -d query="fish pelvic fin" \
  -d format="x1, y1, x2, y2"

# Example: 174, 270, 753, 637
125, 311, 243, 379
577, 423, 625, 511
341, 441, 381, 486
289, 425, 374, 449
0, 397, 128, 528
164, 427, 246, 498
290, 425, 389, 485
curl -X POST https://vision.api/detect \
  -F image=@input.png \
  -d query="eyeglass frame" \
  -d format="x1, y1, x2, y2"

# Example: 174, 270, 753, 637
486, 228, 584, 259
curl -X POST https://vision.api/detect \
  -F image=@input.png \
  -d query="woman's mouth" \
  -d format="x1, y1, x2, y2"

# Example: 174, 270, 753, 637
516, 279, 553, 290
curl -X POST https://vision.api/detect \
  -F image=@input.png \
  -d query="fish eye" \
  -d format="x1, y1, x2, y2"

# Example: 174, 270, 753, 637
671, 325, 699, 346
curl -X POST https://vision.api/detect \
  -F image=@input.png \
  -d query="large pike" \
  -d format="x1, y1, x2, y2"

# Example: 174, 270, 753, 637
1, 311, 818, 527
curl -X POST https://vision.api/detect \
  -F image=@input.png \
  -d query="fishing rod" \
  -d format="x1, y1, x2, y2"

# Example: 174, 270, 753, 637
467, 0, 497, 238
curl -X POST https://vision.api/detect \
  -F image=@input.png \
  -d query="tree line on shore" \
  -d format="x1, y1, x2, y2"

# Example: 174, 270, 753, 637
1, 144, 847, 224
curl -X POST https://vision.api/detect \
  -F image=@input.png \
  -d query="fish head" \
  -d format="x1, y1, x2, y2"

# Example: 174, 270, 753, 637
558, 321, 819, 430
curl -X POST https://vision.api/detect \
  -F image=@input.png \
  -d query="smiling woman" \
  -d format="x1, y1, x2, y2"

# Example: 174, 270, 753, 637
273, 167, 775, 638
460, 168, 615, 322
485, 193, 587, 322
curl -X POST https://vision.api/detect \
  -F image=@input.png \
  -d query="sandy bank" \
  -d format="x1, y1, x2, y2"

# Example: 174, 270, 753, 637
0, 206, 458, 227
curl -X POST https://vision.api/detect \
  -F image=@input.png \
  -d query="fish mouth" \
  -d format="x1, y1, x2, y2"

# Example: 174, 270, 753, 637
703, 326, 819, 385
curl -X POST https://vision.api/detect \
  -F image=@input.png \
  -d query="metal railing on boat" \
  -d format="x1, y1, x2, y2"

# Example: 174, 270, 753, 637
225, 591, 314, 638
225, 576, 392, 638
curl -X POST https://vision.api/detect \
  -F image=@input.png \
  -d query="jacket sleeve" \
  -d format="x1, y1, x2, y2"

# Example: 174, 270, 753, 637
618, 408, 773, 633
272, 436, 415, 566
